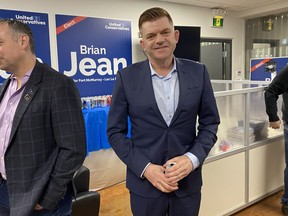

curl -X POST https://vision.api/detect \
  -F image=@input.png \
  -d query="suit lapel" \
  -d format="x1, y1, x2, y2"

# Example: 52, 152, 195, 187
170, 59, 190, 126
141, 60, 167, 126
0, 77, 12, 102
9, 62, 42, 144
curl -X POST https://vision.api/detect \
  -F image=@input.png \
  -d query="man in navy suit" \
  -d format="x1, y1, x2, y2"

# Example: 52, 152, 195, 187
0, 19, 86, 215
107, 7, 220, 216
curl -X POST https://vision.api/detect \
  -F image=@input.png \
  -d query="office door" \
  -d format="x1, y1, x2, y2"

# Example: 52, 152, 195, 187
200, 39, 232, 80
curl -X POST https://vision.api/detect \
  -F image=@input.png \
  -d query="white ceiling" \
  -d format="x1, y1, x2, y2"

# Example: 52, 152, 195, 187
158, 0, 285, 12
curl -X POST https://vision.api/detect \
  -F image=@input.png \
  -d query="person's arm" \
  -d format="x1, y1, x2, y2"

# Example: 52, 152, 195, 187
107, 71, 151, 178
265, 84, 280, 122
265, 66, 288, 123
188, 65, 220, 165
164, 65, 219, 184
38, 78, 86, 210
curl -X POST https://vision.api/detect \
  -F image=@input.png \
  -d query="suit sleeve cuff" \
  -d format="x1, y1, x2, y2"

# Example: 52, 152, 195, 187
184, 152, 200, 170
140, 162, 151, 179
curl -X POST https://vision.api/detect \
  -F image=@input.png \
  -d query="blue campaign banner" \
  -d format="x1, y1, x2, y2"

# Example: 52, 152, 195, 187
250, 57, 288, 81
0, 9, 51, 84
56, 15, 132, 97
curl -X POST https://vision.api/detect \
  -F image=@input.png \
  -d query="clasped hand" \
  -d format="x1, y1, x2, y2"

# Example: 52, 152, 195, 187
269, 120, 281, 129
143, 155, 193, 193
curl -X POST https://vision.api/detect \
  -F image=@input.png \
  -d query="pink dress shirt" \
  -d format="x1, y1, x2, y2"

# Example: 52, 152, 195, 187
0, 72, 31, 179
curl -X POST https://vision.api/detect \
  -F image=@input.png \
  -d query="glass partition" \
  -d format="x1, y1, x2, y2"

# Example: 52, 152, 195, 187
208, 80, 283, 158
209, 93, 245, 156
249, 90, 283, 141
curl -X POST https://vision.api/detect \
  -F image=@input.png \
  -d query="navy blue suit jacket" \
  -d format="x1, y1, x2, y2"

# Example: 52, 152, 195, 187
107, 58, 220, 198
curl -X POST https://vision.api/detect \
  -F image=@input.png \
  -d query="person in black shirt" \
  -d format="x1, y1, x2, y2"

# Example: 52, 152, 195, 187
265, 64, 288, 216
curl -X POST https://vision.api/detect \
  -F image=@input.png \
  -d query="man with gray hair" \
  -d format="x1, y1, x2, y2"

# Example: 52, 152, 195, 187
0, 19, 86, 216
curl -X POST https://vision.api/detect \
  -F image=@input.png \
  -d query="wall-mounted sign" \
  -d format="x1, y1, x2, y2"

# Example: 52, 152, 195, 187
56, 14, 132, 97
0, 9, 50, 84
262, 18, 273, 31
213, 15, 223, 27
211, 8, 226, 28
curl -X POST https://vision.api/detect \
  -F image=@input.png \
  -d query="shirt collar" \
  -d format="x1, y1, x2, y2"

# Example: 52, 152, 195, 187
9, 69, 32, 88
10, 69, 32, 80
150, 57, 177, 78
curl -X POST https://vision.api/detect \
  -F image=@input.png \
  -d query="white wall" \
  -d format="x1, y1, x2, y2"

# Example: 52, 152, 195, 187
1, 0, 245, 79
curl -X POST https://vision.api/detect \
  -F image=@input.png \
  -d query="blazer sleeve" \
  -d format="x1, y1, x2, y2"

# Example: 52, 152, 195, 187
107, 71, 151, 178
188, 65, 220, 165
39, 78, 86, 209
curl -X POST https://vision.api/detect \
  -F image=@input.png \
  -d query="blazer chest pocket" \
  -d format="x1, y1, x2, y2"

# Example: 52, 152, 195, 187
22, 100, 49, 119
27, 102, 48, 114
187, 86, 201, 93
183, 87, 201, 109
